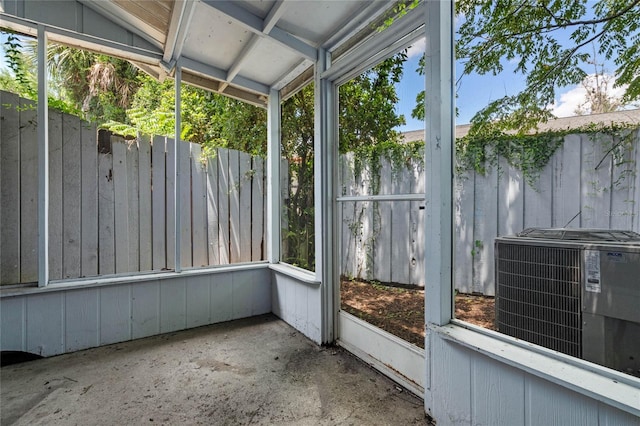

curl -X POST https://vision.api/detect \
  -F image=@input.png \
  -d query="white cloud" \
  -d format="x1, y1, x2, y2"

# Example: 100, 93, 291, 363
406, 37, 425, 59
550, 74, 628, 117
550, 85, 587, 117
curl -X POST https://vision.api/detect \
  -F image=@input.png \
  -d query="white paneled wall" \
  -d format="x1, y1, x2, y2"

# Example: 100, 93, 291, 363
426, 327, 640, 425
271, 271, 322, 344
0, 268, 271, 357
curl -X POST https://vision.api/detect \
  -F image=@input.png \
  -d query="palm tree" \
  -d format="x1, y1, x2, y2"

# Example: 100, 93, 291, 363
16, 32, 141, 123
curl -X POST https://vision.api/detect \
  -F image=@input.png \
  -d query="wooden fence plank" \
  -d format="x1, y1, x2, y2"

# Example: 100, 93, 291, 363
190, 143, 208, 267
251, 157, 265, 261
19, 98, 38, 283
166, 137, 176, 269
62, 114, 82, 279
206, 149, 220, 265
151, 136, 166, 270
553, 134, 582, 228
410, 161, 425, 287
634, 130, 640, 233
373, 159, 392, 283
341, 201, 357, 280
98, 150, 115, 275
179, 141, 192, 267
218, 149, 230, 264
81, 121, 98, 277
48, 110, 63, 280
356, 201, 372, 280
498, 159, 524, 237
112, 138, 130, 273
127, 139, 140, 272
228, 149, 241, 263
239, 151, 252, 263
1, 92, 21, 284
138, 134, 152, 271
609, 132, 636, 230
581, 134, 612, 228
454, 172, 474, 292
391, 162, 410, 285
339, 154, 356, 279
523, 160, 553, 229
472, 166, 499, 296
263, 158, 267, 261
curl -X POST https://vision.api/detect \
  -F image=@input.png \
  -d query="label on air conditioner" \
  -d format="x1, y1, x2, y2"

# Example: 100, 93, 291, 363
584, 250, 601, 293
605, 251, 626, 263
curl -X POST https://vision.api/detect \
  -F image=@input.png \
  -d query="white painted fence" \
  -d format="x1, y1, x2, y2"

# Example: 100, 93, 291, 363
0, 91, 266, 285
339, 154, 426, 287
340, 129, 640, 295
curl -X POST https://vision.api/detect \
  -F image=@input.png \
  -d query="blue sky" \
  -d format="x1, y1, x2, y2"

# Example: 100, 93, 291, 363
395, 37, 566, 132
394, 37, 528, 132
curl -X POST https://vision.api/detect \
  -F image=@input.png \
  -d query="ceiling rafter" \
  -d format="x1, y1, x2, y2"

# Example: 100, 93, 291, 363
219, 0, 289, 94
163, 0, 197, 67
180, 56, 270, 96
200, 0, 317, 61
263, 0, 287, 34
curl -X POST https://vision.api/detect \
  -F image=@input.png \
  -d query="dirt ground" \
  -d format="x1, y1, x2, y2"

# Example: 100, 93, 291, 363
341, 280, 495, 349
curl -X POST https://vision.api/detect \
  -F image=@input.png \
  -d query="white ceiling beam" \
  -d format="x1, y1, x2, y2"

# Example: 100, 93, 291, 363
180, 56, 270, 95
200, 0, 317, 61
219, 0, 289, 94
263, 0, 287, 34
219, 35, 261, 93
163, 0, 197, 65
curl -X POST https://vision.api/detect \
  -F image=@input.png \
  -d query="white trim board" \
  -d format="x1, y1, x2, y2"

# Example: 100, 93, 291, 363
338, 310, 425, 397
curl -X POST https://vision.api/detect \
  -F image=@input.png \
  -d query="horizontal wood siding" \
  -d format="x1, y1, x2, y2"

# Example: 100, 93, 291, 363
271, 272, 322, 344
427, 332, 639, 425
0, 269, 271, 357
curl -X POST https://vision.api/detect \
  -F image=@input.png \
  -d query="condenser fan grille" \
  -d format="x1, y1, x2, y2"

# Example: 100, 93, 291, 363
496, 243, 582, 357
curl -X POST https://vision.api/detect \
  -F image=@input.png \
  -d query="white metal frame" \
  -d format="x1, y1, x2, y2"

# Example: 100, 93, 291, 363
267, 89, 282, 264
174, 65, 182, 272
314, 47, 337, 342
37, 25, 49, 287
423, 0, 454, 327
325, 1, 430, 385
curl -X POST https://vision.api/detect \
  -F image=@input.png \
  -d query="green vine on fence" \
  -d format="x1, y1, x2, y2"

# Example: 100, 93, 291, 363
456, 122, 639, 186
350, 140, 425, 194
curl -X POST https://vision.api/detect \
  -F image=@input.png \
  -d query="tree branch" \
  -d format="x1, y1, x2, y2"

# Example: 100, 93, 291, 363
466, 0, 640, 40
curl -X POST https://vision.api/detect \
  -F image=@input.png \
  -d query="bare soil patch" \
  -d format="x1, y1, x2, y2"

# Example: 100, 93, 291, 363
341, 280, 495, 349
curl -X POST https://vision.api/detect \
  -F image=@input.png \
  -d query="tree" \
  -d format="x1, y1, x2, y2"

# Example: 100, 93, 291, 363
112, 73, 268, 152
279, 53, 407, 270
1, 31, 80, 114
573, 50, 625, 116
409, 1, 640, 134
456, 0, 640, 134
1, 31, 142, 122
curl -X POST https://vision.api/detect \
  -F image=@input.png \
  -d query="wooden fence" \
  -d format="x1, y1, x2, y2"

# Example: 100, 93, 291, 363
340, 129, 640, 294
339, 154, 426, 287
0, 91, 266, 285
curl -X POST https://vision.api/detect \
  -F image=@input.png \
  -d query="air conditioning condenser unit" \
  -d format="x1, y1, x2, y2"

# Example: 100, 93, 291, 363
495, 228, 640, 377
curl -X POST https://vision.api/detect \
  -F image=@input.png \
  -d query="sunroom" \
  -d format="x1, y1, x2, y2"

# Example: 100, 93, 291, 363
0, 0, 638, 424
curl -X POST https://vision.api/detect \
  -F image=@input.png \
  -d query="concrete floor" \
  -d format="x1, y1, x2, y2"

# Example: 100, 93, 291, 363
1, 314, 429, 425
